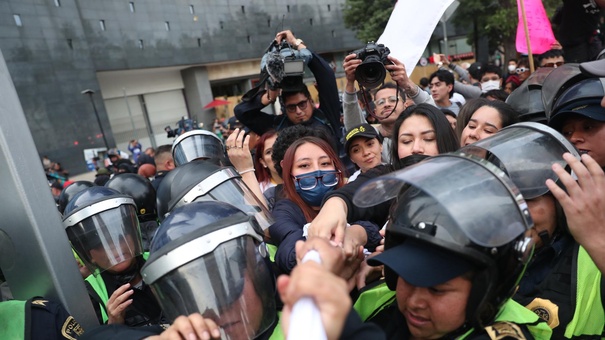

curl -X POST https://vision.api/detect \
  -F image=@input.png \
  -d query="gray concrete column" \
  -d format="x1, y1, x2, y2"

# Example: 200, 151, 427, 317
181, 67, 215, 131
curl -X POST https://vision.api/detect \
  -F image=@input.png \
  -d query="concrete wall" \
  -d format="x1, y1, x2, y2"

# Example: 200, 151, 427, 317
0, 0, 362, 174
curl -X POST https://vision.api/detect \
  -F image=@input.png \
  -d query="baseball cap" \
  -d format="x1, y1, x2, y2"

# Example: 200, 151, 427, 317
548, 98, 605, 130
368, 238, 474, 287
344, 123, 382, 155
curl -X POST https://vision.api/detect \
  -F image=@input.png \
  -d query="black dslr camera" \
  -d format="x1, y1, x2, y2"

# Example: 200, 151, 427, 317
263, 40, 306, 92
352, 42, 391, 89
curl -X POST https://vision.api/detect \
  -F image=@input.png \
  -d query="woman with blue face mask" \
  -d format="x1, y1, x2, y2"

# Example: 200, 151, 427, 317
268, 136, 381, 275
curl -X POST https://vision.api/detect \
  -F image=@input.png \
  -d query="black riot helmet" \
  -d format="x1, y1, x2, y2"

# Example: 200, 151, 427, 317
141, 201, 276, 339
63, 186, 143, 274
172, 130, 225, 166
105, 173, 157, 222
358, 154, 534, 330
505, 67, 554, 123
57, 180, 95, 214
547, 77, 605, 131
458, 122, 580, 200
155, 160, 272, 229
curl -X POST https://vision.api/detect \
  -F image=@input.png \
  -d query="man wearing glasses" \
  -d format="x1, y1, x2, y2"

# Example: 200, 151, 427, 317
234, 30, 344, 161
538, 49, 565, 68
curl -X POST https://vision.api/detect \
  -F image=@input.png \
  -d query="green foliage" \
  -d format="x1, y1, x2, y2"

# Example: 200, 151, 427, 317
343, 0, 395, 44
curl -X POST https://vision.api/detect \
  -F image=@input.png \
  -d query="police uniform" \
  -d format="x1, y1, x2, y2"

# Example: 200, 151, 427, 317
0, 298, 84, 340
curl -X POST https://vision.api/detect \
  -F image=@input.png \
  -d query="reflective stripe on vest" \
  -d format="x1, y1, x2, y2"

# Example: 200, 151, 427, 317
565, 246, 604, 338
0, 300, 26, 339
353, 281, 396, 321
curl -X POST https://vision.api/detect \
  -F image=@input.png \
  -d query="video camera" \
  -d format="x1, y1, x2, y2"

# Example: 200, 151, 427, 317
165, 116, 200, 138
262, 40, 307, 92
352, 42, 391, 89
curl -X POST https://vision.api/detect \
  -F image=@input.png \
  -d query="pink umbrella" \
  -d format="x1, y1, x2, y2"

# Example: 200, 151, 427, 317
203, 99, 230, 110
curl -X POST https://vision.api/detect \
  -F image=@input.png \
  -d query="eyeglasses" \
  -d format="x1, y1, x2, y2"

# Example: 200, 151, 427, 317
285, 99, 309, 113
373, 96, 400, 107
293, 170, 340, 190
515, 67, 529, 74
542, 61, 564, 68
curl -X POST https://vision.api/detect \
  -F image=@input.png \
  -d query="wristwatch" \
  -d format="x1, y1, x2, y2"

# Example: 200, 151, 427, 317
294, 38, 304, 50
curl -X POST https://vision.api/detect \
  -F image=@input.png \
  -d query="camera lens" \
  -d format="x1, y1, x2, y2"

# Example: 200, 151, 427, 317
355, 59, 387, 89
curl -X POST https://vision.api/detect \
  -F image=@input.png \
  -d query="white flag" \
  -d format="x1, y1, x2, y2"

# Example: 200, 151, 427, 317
378, 0, 455, 77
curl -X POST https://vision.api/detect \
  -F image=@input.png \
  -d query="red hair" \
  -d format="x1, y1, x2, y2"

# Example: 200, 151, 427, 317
253, 130, 278, 185
281, 136, 345, 222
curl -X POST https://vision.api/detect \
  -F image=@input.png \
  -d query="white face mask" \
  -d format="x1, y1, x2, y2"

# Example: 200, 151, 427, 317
508, 64, 517, 73
481, 80, 501, 93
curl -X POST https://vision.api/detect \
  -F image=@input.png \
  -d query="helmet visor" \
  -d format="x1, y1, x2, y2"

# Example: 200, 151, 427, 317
354, 155, 532, 247
173, 132, 224, 166
66, 204, 143, 274
148, 237, 276, 339
458, 122, 580, 199
541, 63, 583, 119
175, 169, 273, 230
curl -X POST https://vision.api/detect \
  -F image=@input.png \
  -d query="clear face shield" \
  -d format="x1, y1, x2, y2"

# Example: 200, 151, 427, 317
541, 63, 583, 120
354, 155, 533, 250
64, 199, 143, 274
172, 130, 225, 166
505, 68, 554, 122
171, 167, 273, 230
458, 122, 580, 200
142, 219, 276, 340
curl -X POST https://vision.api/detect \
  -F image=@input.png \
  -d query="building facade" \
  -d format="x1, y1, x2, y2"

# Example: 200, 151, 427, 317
0, 0, 362, 174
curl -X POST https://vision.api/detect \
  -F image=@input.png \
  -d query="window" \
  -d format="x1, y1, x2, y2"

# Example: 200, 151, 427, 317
287, 5, 290, 12
309, 18, 313, 26
331, 30, 335, 38
165, 21, 170, 31
54, 0, 61, 7
241, 5, 245, 13
327, 4, 331, 11
67, 39, 73, 49
99, 20, 106, 31
267, 19, 271, 27
189, 5, 194, 14
129, 2, 135, 12
13, 14, 22, 27
220, 21, 224, 29
197, 38, 201, 47
247, 35, 251, 44
137, 39, 144, 49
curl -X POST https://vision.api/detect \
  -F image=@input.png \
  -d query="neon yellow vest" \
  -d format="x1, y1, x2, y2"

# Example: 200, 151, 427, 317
0, 300, 26, 339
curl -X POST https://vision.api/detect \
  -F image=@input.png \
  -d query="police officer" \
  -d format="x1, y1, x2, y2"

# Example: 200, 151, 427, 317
105, 173, 159, 252
62, 187, 163, 326
57, 180, 95, 215
171, 130, 226, 167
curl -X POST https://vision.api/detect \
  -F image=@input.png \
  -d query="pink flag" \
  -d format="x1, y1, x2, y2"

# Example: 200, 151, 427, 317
516, 0, 556, 54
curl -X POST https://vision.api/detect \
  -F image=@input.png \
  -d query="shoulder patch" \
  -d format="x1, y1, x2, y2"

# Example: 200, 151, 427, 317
61, 316, 84, 340
525, 297, 560, 329
485, 321, 527, 340
31, 299, 48, 306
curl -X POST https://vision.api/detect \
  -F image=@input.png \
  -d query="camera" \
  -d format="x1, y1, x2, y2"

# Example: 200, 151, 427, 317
262, 40, 306, 92
352, 42, 391, 89
165, 117, 199, 138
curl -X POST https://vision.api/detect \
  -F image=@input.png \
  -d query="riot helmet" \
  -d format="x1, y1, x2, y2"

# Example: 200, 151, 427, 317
547, 77, 605, 131
62, 186, 143, 275
155, 160, 273, 229
505, 67, 554, 123
356, 154, 534, 329
458, 122, 580, 199
172, 130, 225, 166
105, 173, 157, 222
141, 201, 276, 339
57, 180, 95, 214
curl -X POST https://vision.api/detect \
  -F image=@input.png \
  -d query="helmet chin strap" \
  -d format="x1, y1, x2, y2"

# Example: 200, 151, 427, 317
538, 230, 551, 248
114, 256, 144, 285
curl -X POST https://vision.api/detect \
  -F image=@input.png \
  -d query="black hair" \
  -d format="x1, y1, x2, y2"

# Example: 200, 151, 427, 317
508, 58, 518, 64
456, 98, 487, 138
375, 82, 406, 102
429, 70, 455, 98
457, 98, 520, 137
271, 125, 336, 177
480, 89, 509, 102
441, 108, 457, 120
280, 86, 312, 105
390, 103, 459, 170
538, 49, 565, 63
419, 77, 430, 87
479, 64, 503, 80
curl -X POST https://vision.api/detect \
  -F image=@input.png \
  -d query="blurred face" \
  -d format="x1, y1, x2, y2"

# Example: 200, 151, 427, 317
560, 116, 605, 167
504, 82, 516, 94
259, 135, 279, 179
397, 115, 439, 159
374, 88, 405, 124
290, 142, 336, 178
527, 195, 557, 249
89, 235, 137, 273
445, 115, 457, 131
396, 276, 471, 339
516, 66, 530, 82
540, 56, 564, 68
480, 72, 501, 84
429, 77, 452, 103
348, 137, 383, 172
460, 106, 503, 146
284, 93, 313, 124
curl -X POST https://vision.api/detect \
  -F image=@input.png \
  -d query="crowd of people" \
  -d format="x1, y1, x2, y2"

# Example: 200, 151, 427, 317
5, 21, 605, 339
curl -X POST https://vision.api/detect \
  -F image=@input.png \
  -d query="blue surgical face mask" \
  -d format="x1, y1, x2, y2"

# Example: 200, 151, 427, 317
293, 170, 340, 207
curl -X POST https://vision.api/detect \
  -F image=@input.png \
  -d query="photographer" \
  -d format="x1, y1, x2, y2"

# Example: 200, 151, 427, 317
342, 52, 434, 164
234, 30, 344, 166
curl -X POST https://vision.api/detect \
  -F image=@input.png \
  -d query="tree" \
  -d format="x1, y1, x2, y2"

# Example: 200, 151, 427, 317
453, 0, 561, 62
342, 0, 395, 44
